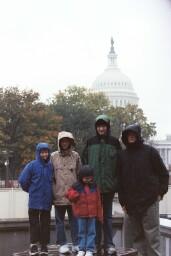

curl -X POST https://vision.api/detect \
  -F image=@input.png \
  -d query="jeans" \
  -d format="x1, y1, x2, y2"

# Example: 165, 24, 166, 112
96, 192, 115, 249
55, 205, 78, 246
124, 201, 160, 256
28, 208, 50, 245
78, 217, 96, 252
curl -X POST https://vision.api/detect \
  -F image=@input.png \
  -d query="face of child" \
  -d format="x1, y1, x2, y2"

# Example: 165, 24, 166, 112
127, 132, 137, 143
96, 123, 108, 136
82, 176, 93, 184
40, 149, 49, 161
60, 138, 71, 150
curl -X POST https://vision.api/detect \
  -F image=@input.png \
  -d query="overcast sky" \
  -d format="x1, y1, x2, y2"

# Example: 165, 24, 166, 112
0, 0, 171, 139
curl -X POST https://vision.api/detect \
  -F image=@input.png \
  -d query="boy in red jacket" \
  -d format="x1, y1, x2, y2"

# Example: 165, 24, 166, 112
66, 165, 103, 256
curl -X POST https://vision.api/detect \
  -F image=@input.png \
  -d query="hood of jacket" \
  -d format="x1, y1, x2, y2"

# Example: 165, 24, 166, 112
95, 114, 110, 136
58, 131, 75, 151
121, 123, 143, 147
36, 142, 50, 162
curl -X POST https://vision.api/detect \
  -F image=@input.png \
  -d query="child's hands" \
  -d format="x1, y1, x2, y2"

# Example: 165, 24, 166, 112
65, 188, 80, 202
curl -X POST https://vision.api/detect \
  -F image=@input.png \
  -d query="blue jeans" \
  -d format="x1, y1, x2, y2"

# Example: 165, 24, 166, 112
55, 205, 78, 246
78, 217, 96, 252
96, 192, 115, 249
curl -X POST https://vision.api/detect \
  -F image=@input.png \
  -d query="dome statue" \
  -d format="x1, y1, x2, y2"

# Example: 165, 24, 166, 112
92, 38, 139, 107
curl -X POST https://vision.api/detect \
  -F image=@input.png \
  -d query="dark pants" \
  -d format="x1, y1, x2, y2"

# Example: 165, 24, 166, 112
28, 208, 51, 245
55, 205, 78, 246
96, 192, 115, 249
123, 201, 160, 256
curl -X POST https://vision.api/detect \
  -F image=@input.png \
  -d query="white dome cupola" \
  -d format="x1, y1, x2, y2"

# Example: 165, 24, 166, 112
92, 38, 139, 107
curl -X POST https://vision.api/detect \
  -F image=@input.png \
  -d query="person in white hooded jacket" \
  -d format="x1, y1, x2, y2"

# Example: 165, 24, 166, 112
51, 131, 82, 254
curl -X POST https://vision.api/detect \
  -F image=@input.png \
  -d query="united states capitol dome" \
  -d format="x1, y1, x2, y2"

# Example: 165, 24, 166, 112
92, 38, 139, 107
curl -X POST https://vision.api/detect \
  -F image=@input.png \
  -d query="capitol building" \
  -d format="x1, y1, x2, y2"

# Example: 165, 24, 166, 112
92, 38, 171, 173
92, 38, 139, 107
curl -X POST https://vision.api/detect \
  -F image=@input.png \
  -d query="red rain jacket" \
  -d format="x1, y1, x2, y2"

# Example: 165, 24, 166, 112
66, 184, 103, 222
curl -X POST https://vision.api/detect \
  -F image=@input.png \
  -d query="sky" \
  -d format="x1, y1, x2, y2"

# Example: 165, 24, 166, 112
0, 0, 171, 139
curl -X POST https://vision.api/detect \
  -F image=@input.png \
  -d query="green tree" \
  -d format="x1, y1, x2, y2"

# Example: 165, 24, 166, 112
51, 86, 156, 152
108, 104, 156, 140
0, 87, 61, 179
50, 86, 111, 152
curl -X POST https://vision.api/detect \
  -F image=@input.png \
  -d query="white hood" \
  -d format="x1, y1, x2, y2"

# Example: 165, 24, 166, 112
58, 131, 75, 151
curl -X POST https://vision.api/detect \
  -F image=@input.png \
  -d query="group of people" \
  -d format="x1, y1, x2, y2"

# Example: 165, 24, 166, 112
18, 114, 169, 256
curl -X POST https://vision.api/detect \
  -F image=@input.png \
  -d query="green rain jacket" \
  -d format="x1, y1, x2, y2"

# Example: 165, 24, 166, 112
82, 115, 121, 193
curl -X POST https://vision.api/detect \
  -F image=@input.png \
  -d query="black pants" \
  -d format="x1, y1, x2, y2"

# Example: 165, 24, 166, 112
29, 208, 51, 245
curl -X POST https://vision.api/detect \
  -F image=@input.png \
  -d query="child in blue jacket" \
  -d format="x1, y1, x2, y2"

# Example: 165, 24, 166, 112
19, 143, 53, 256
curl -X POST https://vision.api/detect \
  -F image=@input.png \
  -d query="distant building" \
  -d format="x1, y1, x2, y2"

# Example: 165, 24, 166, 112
152, 135, 171, 172
92, 38, 139, 107
151, 135, 171, 217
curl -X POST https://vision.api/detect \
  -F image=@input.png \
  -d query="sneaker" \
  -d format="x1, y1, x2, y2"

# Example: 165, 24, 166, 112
72, 245, 79, 253
77, 251, 85, 256
29, 244, 39, 256
85, 251, 93, 256
106, 247, 117, 255
40, 244, 48, 255
59, 244, 70, 254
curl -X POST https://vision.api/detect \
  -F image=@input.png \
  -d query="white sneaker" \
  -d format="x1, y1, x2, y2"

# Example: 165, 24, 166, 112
59, 244, 70, 254
72, 245, 79, 253
106, 247, 117, 255
85, 251, 93, 256
77, 251, 85, 256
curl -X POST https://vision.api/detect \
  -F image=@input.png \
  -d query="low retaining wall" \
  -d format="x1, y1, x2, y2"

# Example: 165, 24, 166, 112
0, 217, 123, 256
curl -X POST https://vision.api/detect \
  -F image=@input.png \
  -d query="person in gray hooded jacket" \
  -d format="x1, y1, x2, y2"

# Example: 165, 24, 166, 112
51, 131, 82, 254
118, 123, 169, 256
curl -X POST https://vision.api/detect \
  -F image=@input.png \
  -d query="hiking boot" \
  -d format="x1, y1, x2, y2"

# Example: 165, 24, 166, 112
29, 244, 39, 256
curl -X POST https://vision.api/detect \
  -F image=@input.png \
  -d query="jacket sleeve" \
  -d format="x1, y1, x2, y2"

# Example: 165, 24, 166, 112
117, 153, 126, 207
76, 154, 82, 177
151, 147, 169, 198
50, 155, 57, 201
116, 138, 122, 150
82, 141, 89, 164
18, 162, 33, 192
114, 139, 122, 193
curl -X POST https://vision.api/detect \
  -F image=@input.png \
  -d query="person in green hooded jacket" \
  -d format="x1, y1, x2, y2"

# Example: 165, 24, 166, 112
82, 114, 121, 255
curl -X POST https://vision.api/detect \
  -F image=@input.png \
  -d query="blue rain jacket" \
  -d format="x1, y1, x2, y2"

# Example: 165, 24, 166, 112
18, 143, 53, 210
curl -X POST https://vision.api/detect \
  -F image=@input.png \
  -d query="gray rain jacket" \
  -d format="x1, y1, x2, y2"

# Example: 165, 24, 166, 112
51, 131, 82, 205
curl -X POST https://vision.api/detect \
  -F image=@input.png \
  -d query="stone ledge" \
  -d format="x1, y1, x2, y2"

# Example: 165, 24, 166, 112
0, 216, 123, 231
13, 245, 137, 256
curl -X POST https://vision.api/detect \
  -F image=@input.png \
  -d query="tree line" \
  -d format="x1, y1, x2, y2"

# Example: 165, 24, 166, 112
0, 86, 156, 179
